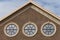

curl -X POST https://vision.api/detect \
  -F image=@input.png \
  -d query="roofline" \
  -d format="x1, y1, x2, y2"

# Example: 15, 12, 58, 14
31, 1, 60, 20
0, 1, 30, 21
0, 1, 60, 21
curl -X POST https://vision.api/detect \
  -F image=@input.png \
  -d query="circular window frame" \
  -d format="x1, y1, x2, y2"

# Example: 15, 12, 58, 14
22, 22, 38, 37
41, 22, 56, 37
4, 22, 19, 37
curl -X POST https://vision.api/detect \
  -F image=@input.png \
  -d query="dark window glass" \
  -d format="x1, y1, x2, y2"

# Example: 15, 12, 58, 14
42, 23, 55, 35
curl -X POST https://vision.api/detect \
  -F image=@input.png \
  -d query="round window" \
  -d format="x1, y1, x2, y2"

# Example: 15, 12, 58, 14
22, 22, 37, 37
41, 22, 56, 37
4, 22, 19, 37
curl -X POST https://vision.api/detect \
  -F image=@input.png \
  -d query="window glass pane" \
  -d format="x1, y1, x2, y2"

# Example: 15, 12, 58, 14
5, 23, 19, 37
42, 23, 56, 36
23, 23, 37, 37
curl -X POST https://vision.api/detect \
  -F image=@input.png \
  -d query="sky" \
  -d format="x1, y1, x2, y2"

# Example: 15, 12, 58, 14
0, 0, 60, 18
0, 0, 28, 18
33, 0, 60, 16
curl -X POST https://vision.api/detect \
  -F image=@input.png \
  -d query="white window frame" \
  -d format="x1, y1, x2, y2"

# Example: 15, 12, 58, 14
4, 22, 19, 37
22, 22, 38, 37
41, 22, 56, 37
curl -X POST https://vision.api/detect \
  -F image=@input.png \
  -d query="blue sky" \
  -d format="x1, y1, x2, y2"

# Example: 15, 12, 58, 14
0, 0, 28, 18
33, 0, 60, 16
0, 0, 60, 18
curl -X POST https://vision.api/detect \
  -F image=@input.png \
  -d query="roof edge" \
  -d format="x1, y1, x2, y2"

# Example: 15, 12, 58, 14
31, 1, 60, 20
0, 1, 60, 21
0, 1, 30, 21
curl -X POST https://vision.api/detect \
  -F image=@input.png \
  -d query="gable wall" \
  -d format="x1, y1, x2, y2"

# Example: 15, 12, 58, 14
0, 5, 60, 40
